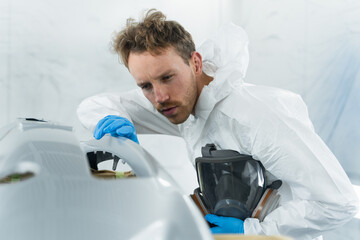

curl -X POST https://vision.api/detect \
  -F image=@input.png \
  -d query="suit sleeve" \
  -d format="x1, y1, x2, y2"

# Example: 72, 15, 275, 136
239, 95, 358, 239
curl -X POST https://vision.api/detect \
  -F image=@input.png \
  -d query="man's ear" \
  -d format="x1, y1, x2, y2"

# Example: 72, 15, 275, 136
190, 51, 203, 75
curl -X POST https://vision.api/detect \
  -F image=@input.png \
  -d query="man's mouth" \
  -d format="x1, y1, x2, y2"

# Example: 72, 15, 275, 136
161, 106, 177, 117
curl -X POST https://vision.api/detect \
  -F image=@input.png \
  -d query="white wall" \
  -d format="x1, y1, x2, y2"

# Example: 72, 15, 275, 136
1, 0, 359, 180
0, 0, 221, 132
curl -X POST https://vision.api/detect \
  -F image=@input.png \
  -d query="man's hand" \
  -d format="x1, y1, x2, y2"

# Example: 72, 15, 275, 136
205, 214, 244, 234
93, 115, 139, 144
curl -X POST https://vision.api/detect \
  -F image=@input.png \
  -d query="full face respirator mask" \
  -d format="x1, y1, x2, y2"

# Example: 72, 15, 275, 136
191, 144, 282, 222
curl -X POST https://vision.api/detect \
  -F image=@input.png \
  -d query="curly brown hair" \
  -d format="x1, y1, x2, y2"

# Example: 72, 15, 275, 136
112, 9, 195, 68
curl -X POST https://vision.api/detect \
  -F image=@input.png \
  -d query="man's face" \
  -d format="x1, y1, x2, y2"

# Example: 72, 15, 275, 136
128, 47, 199, 124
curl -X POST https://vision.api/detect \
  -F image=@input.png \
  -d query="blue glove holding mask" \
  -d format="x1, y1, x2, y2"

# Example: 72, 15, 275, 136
205, 214, 244, 234
93, 115, 139, 144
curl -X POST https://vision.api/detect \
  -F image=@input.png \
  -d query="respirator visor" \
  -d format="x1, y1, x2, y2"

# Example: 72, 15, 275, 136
195, 147, 266, 220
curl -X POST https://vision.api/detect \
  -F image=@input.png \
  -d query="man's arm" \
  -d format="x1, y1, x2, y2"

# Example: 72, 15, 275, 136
77, 89, 180, 136
238, 106, 358, 239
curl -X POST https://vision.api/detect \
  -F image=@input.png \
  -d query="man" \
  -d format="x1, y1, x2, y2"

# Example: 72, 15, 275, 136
77, 9, 358, 239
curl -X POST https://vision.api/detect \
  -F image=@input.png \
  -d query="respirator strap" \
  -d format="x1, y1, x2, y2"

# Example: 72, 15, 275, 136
201, 144, 217, 157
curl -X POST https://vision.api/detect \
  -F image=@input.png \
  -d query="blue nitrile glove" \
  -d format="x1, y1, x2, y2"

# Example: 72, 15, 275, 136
205, 214, 244, 234
93, 115, 139, 144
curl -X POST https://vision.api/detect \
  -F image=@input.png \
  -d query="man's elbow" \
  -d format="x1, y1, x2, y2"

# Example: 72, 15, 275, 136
347, 190, 360, 220
336, 188, 359, 224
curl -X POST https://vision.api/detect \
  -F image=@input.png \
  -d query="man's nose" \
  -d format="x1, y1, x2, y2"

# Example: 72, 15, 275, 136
154, 85, 169, 103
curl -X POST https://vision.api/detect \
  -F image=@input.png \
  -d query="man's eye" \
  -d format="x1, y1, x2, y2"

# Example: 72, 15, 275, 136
162, 75, 173, 81
141, 83, 152, 90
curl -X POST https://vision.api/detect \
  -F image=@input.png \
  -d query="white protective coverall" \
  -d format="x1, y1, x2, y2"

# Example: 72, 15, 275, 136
77, 23, 359, 239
